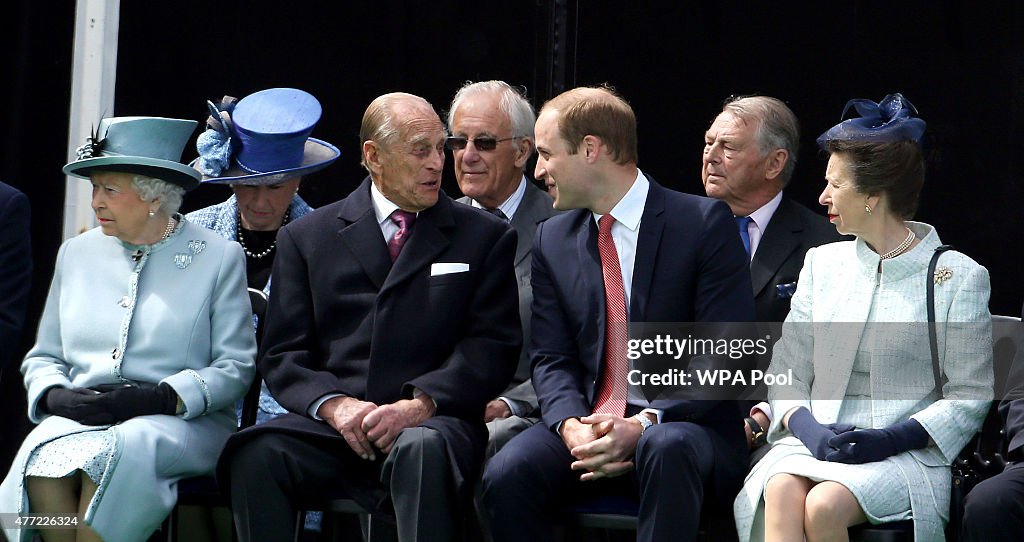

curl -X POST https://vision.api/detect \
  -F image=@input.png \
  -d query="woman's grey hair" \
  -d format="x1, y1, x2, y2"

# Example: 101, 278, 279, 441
131, 175, 185, 215
722, 96, 800, 186
447, 80, 536, 143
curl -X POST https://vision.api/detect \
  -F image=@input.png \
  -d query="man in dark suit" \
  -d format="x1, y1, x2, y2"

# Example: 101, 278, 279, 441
0, 180, 31, 370
480, 87, 755, 542
702, 95, 844, 450
219, 92, 522, 542
448, 80, 559, 454
961, 304, 1024, 541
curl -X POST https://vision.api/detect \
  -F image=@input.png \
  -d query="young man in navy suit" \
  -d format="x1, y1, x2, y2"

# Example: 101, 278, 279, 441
480, 86, 755, 542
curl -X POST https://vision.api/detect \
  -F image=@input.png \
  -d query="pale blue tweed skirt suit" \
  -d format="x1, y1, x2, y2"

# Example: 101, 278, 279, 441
734, 222, 992, 542
0, 219, 256, 541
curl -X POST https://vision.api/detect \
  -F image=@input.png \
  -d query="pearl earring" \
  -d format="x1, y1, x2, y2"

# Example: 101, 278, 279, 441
148, 210, 155, 217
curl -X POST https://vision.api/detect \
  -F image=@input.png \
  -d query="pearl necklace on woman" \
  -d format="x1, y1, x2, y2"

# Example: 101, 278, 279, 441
132, 216, 177, 261
237, 208, 290, 259
879, 227, 915, 260
160, 216, 176, 240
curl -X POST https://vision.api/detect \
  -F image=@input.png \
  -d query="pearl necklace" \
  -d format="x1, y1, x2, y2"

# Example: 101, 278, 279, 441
237, 208, 289, 259
161, 216, 176, 240
879, 227, 915, 260
132, 216, 176, 261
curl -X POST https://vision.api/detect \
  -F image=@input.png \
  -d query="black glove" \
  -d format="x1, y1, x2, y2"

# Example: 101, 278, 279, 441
826, 419, 930, 464
42, 387, 116, 425
787, 407, 839, 461
88, 382, 179, 423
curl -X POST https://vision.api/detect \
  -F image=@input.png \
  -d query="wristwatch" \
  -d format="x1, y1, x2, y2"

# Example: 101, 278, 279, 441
745, 416, 767, 448
633, 413, 654, 435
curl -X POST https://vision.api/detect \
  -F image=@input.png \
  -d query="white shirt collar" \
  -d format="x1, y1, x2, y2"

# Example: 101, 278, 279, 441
747, 190, 784, 232
370, 180, 404, 227
593, 169, 648, 230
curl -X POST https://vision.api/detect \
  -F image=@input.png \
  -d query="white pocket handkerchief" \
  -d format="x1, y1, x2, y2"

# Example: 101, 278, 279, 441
431, 262, 470, 276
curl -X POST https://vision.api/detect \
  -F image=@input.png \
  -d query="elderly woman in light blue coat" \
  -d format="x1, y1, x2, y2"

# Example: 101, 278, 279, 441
0, 117, 255, 542
186, 88, 338, 426
734, 95, 992, 542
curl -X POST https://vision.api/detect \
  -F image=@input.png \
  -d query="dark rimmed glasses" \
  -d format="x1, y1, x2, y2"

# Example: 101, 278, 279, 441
445, 136, 516, 152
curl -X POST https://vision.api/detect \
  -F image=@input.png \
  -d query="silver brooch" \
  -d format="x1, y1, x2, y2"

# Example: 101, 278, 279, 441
933, 266, 953, 285
188, 240, 207, 254
174, 253, 193, 269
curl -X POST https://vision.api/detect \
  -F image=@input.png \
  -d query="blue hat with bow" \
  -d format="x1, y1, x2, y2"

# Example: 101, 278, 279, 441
63, 117, 202, 190
816, 93, 926, 149
192, 88, 340, 185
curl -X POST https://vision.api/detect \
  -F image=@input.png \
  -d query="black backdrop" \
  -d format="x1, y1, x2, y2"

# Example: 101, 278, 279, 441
2, 0, 1022, 470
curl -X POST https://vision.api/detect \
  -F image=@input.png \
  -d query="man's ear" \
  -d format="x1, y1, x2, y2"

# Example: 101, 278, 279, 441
581, 135, 601, 163
363, 140, 383, 174
764, 149, 788, 181
514, 138, 533, 168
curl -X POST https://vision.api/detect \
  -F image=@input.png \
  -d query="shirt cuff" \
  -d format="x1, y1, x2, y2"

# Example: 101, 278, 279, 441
750, 402, 773, 421
639, 408, 663, 424
412, 387, 438, 411
498, 397, 523, 418
309, 393, 345, 420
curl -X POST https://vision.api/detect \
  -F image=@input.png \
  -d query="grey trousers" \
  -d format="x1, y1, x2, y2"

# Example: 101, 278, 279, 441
227, 427, 454, 542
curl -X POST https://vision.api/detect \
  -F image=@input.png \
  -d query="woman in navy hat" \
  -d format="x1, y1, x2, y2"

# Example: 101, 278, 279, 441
0, 117, 256, 542
186, 88, 339, 427
734, 94, 992, 541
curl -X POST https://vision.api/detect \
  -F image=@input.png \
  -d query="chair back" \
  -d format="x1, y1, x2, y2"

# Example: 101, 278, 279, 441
240, 287, 270, 429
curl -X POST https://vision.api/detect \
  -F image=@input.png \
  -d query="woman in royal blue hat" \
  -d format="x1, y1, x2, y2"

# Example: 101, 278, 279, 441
0, 117, 256, 541
734, 94, 992, 541
186, 88, 339, 428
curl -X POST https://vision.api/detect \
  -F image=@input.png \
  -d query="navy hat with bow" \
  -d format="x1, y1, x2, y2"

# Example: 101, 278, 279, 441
817, 93, 926, 149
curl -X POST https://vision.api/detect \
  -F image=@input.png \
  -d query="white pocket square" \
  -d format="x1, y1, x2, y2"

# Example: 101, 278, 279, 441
431, 262, 470, 276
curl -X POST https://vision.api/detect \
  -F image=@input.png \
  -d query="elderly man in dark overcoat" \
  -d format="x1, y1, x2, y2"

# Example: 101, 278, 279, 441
219, 92, 521, 542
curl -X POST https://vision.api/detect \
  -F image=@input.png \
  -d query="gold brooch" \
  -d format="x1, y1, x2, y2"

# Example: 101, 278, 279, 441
933, 266, 953, 285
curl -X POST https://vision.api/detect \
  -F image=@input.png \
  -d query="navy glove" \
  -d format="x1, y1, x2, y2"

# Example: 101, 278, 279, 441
42, 387, 116, 425
88, 382, 179, 422
787, 407, 839, 460
824, 422, 856, 435
826, 419, 930, 464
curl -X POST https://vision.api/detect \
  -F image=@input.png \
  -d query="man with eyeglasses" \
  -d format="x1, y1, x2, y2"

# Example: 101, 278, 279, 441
447, 80, 559, 456
480, 86, 755, 542
702, 95, 844, 455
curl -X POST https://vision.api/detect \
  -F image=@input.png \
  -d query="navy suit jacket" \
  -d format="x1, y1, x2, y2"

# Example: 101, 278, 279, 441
529, 177, 755, 506
0, 181, 31, 369
751, 195, 846, 323
222, 178, 522, 493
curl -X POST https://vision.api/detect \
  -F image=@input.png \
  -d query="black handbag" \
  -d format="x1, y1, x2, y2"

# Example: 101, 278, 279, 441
926, 245, 1004, 536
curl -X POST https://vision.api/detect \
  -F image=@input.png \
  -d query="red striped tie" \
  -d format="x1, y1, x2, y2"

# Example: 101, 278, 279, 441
593, 214, 629, 416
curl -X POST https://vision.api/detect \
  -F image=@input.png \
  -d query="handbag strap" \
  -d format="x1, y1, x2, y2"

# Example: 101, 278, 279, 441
928, 244, 956, 396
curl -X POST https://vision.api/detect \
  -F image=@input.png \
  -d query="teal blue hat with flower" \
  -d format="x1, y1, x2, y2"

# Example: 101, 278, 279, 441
63, 117, 202, 191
